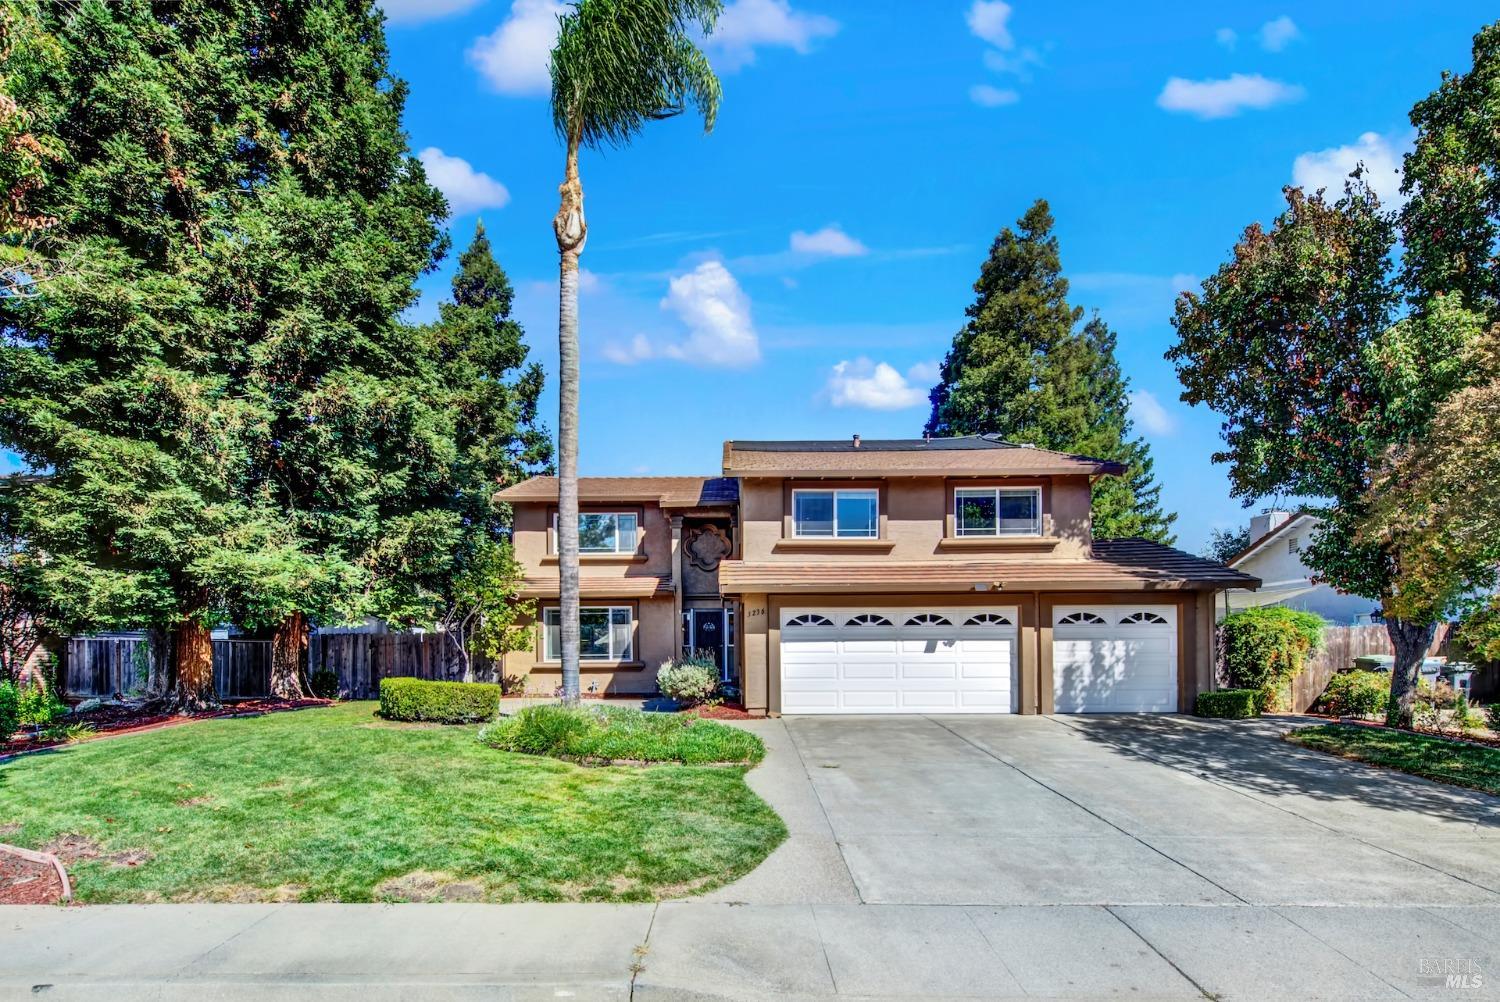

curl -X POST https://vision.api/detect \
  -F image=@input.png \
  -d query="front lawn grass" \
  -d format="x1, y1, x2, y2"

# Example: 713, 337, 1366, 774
479, 703, 764, 765
1287, 723, 1500, 795
0, 701, 786, 903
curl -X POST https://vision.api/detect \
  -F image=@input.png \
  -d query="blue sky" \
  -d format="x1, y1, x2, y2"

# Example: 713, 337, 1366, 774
5, 1, 1492, 553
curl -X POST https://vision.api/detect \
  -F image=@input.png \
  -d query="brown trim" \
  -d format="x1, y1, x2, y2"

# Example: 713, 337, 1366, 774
772, 538, 895, 553
935, 537, 1060, 553
540, 553, 648, 565
781, 480, 888, 541
534, 599, 641, 667
944, 478, 1050, 540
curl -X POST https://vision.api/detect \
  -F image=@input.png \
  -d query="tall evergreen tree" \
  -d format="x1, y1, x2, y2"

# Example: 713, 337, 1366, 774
926, 200, 1176, 543
0, 0, 447, 707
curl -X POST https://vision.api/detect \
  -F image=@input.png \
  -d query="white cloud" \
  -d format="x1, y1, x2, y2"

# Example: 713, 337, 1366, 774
603, 261, 759, 367
378, 0, 484, 25
966, 0, 1014, 50
468, 0, 565, 95
1215, 27, 1237, 49
789, 225, 868, 257
982, 47, 1042, 79
709, 0, 839, 71
1129, 390, 1177, 436
970, 84, 1020, 108
418, 147, 510, 217
1292, 131, 1409, 208
1157, 74, 1304, 119
1258, 15, 1301, 52
825, 358, 938, 411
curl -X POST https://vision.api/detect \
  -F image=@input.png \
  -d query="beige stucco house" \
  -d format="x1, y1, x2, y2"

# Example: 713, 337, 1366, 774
496, 435, 1258, 716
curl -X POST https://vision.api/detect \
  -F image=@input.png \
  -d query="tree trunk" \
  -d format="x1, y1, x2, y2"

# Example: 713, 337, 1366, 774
1385, 615, 1438, 728
270, 612, 309, 700
145, 625, 174, 698
170, 618, 218, 712
553, 129, 586, 705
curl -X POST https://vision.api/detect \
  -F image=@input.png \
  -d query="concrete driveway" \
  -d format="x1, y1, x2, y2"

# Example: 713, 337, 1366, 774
5, 714, 1499, 1000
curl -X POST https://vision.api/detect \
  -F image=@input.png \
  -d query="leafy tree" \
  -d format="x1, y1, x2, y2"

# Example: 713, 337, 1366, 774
434, 537, 534, 683
0, 2, 64, 299
926, 200, 1176, 542
1204, 525, 1252, 564
1168, 179, 1484, 727
548, 0, 723, 702
0, 1, 446, 709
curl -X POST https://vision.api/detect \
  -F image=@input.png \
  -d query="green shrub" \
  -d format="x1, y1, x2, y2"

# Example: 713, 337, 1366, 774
1220, 607, 1326, 711
309, 669, 341, 699
656, 657, 720, 706
1318, 670, 1389, 718
1488, 703, 1500, 732
16, 683, 64, 726
378, 677, 500, 723
1195, 689, 1261, 719
479, 703, 764, 765
0, 681, 18, 741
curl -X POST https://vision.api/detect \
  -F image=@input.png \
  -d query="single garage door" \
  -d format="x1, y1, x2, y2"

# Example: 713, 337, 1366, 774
1052, 605, 1178, 713
780, 607, 1018, 714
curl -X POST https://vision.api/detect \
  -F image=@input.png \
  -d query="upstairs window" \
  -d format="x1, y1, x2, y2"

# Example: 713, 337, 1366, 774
554, 512, 639, 554
792, 489, 878, 539
955, 487, 1041, 537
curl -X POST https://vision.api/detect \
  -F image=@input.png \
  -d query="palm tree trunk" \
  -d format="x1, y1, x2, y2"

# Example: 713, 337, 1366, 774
171, 616, 218, 712
554, 129, 587, 705
1385, 615, 1437, 728
270, 611, 309, 700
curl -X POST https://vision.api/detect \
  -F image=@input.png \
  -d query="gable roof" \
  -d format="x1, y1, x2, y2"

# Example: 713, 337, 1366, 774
1227, 512, 1320, 568
495, 476, 738, 509
723, 435, 1125, 477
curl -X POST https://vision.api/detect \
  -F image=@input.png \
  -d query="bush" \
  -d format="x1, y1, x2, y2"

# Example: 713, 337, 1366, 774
378, 677, 500, 723
1318, 671, 1389, 718
309, 669, 341, 699
1488, 703, 1500, 732
16, 683, 64, 726
479, 703, 764, 765
1195, 689, 1261, 719
656, 657, 720, 706
0, 681, 18, 741
1220, 607, 1326, 711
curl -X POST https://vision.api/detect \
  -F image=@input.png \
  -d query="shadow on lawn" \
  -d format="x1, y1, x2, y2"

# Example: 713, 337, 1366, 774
1060, 715, 1500, 826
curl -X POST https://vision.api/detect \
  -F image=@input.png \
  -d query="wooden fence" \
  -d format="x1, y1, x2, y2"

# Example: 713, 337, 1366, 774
1288, 623, 1453, 713
68, 630, 477, 701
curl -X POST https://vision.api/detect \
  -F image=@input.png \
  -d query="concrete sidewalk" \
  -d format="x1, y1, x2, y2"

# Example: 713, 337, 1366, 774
4, 900, 1498, 1000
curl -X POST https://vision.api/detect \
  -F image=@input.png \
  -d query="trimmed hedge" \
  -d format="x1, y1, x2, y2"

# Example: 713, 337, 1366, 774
479, 703, 765, 765
0, 681, 18, 741
1219, 606, 1325, 712
1195, 689, 1261, 719
378, 677, 500, 723
1318, 670, 1389, 718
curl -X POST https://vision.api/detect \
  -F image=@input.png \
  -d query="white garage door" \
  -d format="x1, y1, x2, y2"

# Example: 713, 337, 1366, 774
1053, 605, 1178, 713
780, 607, 1017, 714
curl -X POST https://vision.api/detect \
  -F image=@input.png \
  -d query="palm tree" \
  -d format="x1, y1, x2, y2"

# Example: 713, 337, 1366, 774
548, 0, 722, 703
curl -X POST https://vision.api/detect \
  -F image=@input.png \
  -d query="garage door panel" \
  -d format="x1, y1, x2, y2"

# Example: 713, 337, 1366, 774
780, 607, 1017, 714
1053, 606, 1178, 714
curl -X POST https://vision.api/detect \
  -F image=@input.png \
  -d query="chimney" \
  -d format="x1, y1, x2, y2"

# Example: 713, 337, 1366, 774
923, 431, 931, 444
1248, 510, 1293, 544
852, 434, 861, 449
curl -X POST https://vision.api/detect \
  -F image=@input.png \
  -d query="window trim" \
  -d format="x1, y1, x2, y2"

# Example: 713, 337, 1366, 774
549, 510, 642, 555
541, 604, 636, 663
953, 486, 1043, 538
790, 487, 881, 540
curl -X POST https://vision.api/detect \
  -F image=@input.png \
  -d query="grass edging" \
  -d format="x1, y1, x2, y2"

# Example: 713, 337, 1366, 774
1285, 723, 1500, 796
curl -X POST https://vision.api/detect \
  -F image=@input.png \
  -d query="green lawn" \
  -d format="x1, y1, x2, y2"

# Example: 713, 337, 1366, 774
1287, 724, 1500, 795
0, 701, 786, 903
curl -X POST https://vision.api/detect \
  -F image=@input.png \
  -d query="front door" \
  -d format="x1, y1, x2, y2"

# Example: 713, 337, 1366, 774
688, 608, 729, 679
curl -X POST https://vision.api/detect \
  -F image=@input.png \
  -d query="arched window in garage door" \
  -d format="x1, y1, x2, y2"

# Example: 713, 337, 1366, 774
846, 614, 894, 626
904, 613, 953, 627
1057, 611, 1107, 625
786, 614, 834, 627
964, 613, 1014, 627
1119, 611, 1169, 625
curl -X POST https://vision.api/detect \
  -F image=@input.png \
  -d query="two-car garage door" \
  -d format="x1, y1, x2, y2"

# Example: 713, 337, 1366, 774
779, 604, 1178, 714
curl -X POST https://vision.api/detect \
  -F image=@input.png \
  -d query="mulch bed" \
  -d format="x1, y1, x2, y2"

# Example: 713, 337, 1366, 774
0, 845, 70, 905
685, 703, 754, 720
0, 697, 333, 760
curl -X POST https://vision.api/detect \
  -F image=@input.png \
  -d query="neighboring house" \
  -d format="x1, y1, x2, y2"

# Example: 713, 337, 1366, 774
496, 435, 1257, 716
1224, 511, 1379, 625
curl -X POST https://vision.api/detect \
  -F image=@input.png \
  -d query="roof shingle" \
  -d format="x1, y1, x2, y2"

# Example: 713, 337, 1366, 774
496, 476, 738, 508
723, 435, 1124, 477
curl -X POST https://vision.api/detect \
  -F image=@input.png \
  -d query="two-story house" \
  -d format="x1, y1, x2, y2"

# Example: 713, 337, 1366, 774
496, 435, 1258, 716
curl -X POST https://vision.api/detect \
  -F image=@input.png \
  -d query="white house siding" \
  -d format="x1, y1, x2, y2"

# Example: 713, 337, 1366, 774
1224, 517, 1376, 625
